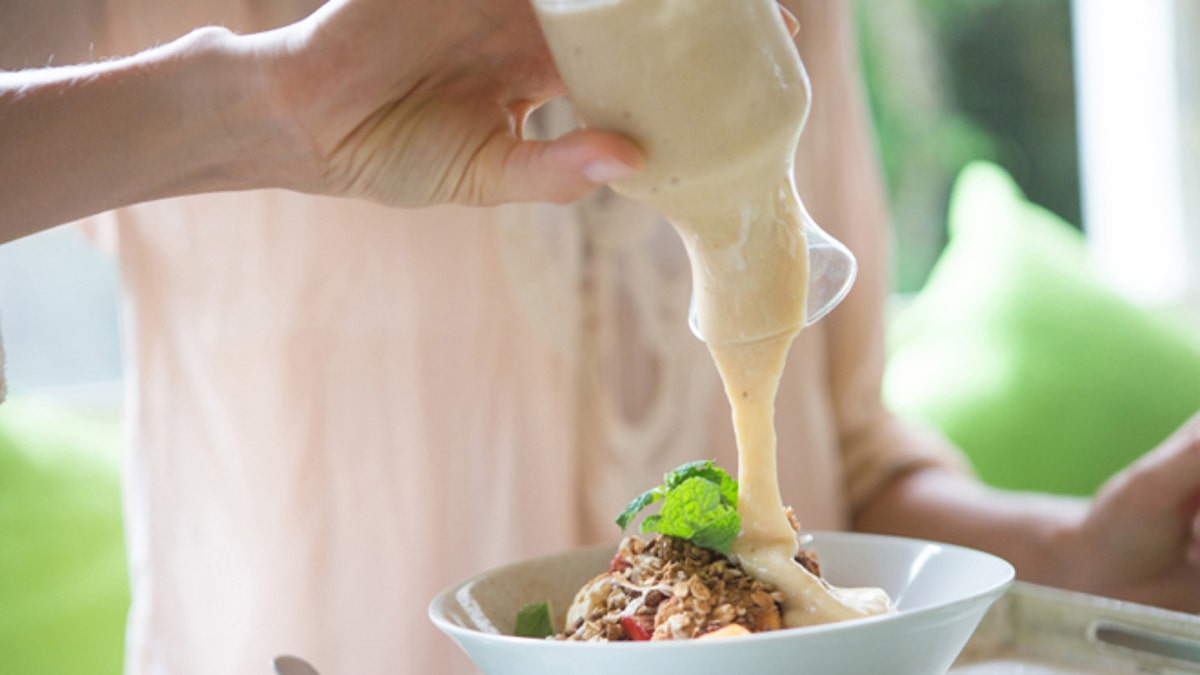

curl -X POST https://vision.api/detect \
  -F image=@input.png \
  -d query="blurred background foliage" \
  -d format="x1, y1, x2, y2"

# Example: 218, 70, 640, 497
855, 0, 1080, 292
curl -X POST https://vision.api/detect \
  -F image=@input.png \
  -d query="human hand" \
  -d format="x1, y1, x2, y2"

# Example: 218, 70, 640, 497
254, 0, 643, 207
1066, 411, 1200, 611
0, 0, 799, 240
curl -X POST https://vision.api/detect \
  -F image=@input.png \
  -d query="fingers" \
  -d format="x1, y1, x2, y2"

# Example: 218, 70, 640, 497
1190, 505, 1200, 567
1114, 414, 1200, 569
1122, 415, 1200, 508
471, 128, 643, 205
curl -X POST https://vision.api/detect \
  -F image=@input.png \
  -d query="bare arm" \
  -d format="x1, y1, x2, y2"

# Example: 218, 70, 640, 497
855, 467, 1085, 588
856, 415, 1200, 612
784, 0, 1200, 613
0, 29, 283, 243
0, 0, 643, 244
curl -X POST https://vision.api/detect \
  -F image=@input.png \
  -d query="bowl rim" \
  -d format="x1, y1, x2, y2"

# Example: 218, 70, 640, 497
428, 530, 1015, 651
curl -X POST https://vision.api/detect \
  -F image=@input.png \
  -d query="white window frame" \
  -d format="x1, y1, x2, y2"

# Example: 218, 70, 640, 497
1074, 0, 1199, 311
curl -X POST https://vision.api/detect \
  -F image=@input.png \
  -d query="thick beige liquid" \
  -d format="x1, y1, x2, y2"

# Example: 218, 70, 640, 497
535, 0, 891, 627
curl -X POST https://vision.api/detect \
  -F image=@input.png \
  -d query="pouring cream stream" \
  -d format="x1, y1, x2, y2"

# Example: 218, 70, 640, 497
533, 0, 892, 627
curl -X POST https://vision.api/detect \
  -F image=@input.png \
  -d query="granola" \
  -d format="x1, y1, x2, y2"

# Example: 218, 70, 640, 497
558, 534, 821, 642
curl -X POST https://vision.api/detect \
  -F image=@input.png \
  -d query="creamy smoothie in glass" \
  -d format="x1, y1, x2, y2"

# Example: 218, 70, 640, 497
532, 0, 889, 628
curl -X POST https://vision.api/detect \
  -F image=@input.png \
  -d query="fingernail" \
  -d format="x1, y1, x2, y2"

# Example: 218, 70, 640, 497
584, 158, 638, 184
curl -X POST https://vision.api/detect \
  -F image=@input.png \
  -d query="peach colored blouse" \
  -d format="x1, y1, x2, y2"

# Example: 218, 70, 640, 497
19, 1, 966, 673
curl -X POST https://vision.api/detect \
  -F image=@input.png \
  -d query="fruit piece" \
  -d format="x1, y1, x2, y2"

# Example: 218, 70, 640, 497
698, 624, 752, 640
620, 615, 652, 641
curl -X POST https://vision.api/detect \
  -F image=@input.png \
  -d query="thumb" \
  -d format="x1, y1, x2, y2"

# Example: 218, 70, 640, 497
1102, 413, 1200, 543
471, 128, 643, 205
1190, 508, 1200, 566
1130, 415, 1200, 504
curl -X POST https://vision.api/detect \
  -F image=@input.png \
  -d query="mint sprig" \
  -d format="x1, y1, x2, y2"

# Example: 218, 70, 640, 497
513, 601, 555, 639
615, 460, 740, 555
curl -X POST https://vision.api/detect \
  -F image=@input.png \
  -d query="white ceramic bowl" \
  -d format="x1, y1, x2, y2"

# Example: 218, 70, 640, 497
429, 531, 1015, 675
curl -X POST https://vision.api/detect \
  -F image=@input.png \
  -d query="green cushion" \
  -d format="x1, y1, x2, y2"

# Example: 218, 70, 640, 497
884, 162, 1200, 496
0, 398, 128, 675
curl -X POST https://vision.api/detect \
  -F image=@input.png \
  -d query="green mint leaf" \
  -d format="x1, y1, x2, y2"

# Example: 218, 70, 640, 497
616, 486, 665, 530
663, 460, 719, 489
615, 460, 740, 554
640, 514, 663, 533
663, 460, 738, 507
716, 471, 738, 508
689, 509, 741, 554
513, 601, 555, 639
647, 477, 741, 555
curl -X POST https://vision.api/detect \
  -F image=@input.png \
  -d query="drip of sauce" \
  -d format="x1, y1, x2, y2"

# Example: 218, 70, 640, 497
712, 334, 891, 626
534, 0, 892, 627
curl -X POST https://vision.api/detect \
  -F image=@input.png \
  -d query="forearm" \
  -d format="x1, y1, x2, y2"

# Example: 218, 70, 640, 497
0, 27, 302, 243
854, 466, 1088, 590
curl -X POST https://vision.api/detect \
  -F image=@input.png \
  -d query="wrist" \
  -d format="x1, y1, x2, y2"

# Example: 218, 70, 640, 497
0, 24, 321, 239
163, 26, 317, 195
246, 9, 384, 199
1021, 495, 1092, 591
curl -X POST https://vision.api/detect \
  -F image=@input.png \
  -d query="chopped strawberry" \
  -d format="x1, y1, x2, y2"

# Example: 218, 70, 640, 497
609, 552, 632, 573
620, 615, 652, 641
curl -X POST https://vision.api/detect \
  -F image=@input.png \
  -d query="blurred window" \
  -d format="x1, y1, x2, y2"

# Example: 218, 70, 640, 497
1075, 0, 1200, 310
859, 0, 1198, 314
857, 0, 1080, 293
0, 226, 123, 401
